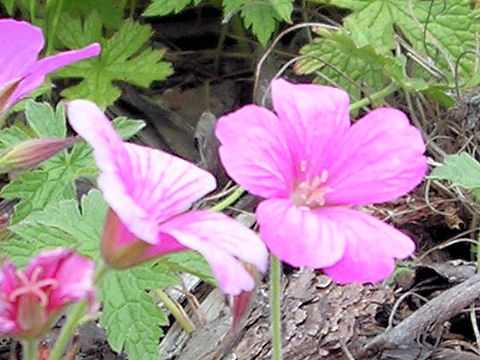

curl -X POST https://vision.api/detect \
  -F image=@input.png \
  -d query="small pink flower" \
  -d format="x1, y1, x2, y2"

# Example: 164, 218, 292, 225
216, 79, 427, 284
0, 248, 95, 339
0, 18, 100, 117
66, 100, 268, 295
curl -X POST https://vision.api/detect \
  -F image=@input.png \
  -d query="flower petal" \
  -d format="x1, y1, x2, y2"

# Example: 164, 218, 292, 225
324, 108, 427, 206
68, 100, 217, 245
99, 143, 216, 244
271, 79, 350, 180
158, 210, 268, 295
0, 19, 43, 88
256, 198, 346, 268
216, 104, 293, 198
6, 43, 100, 110
322, 208, 415, 284
47, 252, 95, 309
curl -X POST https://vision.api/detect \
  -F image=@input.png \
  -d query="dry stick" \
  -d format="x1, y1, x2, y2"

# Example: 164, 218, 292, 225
361, 274, 480, 356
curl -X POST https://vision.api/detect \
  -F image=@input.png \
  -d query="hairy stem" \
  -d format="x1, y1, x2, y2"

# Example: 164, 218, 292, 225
270, 254, 283, 360
49, 263, 108, 360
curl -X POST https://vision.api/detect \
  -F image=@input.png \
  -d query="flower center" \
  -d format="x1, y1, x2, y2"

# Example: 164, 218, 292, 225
9, 266, 58, 307
291, 170, 332, 209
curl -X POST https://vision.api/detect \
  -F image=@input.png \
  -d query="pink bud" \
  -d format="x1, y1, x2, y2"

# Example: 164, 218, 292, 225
0, 137, 78, 172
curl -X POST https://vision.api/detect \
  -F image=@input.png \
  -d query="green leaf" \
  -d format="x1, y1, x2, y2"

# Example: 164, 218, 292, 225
430, 153, 480, 190
298, 0, 479, 98
99, 266, 171, 360
142, 0, 203, 16
242, 2, 279, 45
0, 124, 32, 153
157, 251, 215, 284
25, 101, 66, 138
297, 28, 392, 100
62, 0, 124, 30
269, 0, 293, 22
3, 190, 107, 266
330, 0, 480, 81
54, 15, 173, 107
113, 117, 146, 140
223, 0, 294, 45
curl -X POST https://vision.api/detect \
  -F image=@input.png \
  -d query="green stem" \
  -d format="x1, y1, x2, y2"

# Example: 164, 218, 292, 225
45, 0, 66, 55
270, 254, 283, 360
348, 82, 400, 112
231, 15, 251, 54
28, 0, 36, 23
209, 186, 245, 212
49, 263, 108, 360
477, 228, 480, 273
154, 289, 195, 333
22, 339, 37, 360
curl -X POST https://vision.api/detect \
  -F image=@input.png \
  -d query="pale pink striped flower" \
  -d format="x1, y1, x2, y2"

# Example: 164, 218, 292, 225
216, 79, 427, 284
66, 100, 268, 295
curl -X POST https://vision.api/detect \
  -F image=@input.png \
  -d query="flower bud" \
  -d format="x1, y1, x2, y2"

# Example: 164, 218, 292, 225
0, 137, 78, 172
101, 209, 152, 269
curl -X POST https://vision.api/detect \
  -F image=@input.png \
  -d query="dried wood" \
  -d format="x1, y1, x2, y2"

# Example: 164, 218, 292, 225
362, 274, 480, 356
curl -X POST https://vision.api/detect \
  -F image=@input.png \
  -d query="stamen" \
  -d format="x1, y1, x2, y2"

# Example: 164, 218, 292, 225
8, 267, 58, 306
291, 170, 332, 209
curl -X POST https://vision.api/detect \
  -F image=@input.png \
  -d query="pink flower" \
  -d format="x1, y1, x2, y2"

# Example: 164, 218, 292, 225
66, 100, 268, 295
0, 18, 100, 117
0, 248, 95, 339
216, 79, 427, 284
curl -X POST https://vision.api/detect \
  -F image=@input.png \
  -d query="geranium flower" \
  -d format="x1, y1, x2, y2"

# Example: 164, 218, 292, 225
216, 79, 427, 284
0, 249, 95, 339
0, 18, 100, 117
66, 100, 268, 295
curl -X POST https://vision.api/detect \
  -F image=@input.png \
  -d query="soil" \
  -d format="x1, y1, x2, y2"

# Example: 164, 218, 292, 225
3, 2, 480, 360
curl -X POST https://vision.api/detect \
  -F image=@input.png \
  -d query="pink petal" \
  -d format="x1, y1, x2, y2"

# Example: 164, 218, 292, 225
158, 210, 268, 295
216, 104, 293, 198
7, 43, 100, 109
256, 199, 345, 268
324, 108, 427, 206
47, 252, 95, 310
67, 99, 126, 174
0, 19, 43, 88
0, 260, 18, 295
67, 101, 217, 245
99, 143, 217, 244
322, 208, 415, 284
271, 79, 350, 180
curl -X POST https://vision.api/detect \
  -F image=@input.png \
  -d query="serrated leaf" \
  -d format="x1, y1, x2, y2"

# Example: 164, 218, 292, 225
330, 0, 480, 81
297, 29, 391, 100
430, 153, 480, 190
242, 1, 279, 45
142, 0, 203, 16
25, 101, 66, 138
62, 0, 123, 30
54, 16, 173, 107
3, 190, 107, 266
0, 125, 32, 153
112, 117, 146, 140
270, 0, 293, 22
100, 267, 170, 360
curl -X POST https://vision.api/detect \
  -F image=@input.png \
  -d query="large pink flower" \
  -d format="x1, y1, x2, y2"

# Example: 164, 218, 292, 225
66, 100, 268, 295
0, 18, 100, 117
0, 249, 95, 339
216, 79, 427, 284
